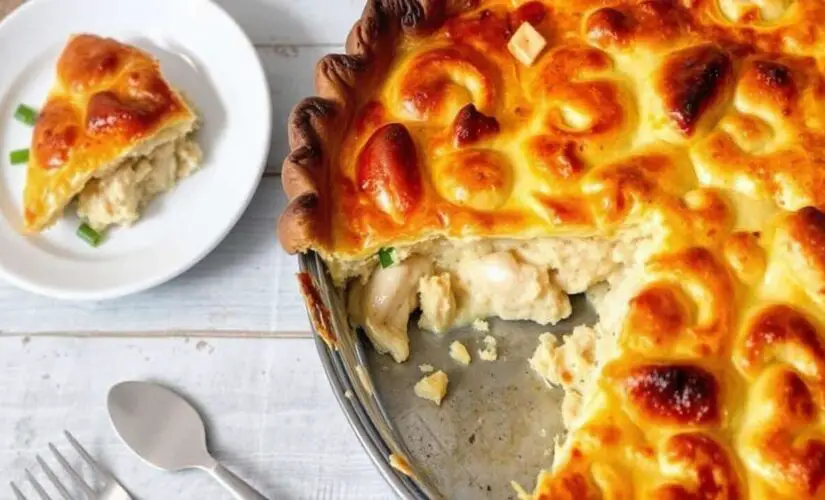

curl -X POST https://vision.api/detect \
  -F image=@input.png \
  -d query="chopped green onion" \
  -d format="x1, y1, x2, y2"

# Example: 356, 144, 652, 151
77, 223, 104, 247
9, 148, 29, 165
13, 104, 38, 126
378, 247, 395, 268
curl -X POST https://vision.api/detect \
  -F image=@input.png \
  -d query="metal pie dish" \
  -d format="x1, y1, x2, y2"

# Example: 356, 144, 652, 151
301, 252, 597, 499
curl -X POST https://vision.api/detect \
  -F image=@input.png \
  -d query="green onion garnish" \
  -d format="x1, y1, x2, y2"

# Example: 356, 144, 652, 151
77, 223, 104, 247
14, 104, 38, 126
378, 247, 395, 268
9, 148, 29, 165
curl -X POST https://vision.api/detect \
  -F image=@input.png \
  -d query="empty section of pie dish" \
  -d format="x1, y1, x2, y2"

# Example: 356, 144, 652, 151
281, 0, 825, 498
303, 250, 595, 499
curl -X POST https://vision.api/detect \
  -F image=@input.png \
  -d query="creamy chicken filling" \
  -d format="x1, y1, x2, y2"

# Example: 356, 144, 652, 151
77, 136, 202, 231
346, 230, 653, 364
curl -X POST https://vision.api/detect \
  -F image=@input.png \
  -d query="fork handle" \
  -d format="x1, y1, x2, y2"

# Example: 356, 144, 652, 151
208, 462, 268, 500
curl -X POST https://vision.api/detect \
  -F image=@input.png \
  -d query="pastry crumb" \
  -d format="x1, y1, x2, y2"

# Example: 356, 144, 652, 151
344, 390, 354, 399
478, 335, 498, 361
529, 326, 598, 427
449, 341, 472, 365
472, 319, 490, 332
414, 370, 449, 405
389, 453, 415, 478
419, 364, 434, 373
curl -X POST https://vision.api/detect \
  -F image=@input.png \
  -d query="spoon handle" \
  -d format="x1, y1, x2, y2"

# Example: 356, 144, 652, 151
208, 462, 268, 500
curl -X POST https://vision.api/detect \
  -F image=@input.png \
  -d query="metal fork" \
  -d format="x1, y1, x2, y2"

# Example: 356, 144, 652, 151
10, 431, 132, 500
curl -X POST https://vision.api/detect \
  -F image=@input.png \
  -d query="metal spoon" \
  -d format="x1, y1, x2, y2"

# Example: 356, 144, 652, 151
107, 381, 267, 500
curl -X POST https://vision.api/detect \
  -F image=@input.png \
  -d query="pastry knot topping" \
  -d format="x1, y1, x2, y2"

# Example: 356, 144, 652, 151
777, 207, 825, 302
397, 46, 496, 122
445, 7, 513, 52
512, 1, 547, 28
743, 365, 825, 496
586, 1, 691, 49
58, 34, 126, 92
356, 123, 423, 222
432, 150, 513, 211
740, 305, 825, 382
86, 86, 173, 136
534, 45, 627, 138
718, 0, 795, 23
622, 364, 720, 425
526, 138, 585, 181
658, 44, 732, 136
585, 8, 631, 47
451, 104, 500, 147
623, 284, 691, 350
740, 59, 798, 117
754, 60, 794, 91
654, 433, 741, 500
32, 99, 81, 169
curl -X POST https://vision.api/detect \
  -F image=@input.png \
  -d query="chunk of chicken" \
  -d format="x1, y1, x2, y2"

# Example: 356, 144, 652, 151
418, 273, 457, 333
348, 256, 432, 362
454, 251, 571, 326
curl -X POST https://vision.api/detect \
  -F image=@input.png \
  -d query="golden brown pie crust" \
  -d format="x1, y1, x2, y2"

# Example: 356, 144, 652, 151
24, 34, 196, 231
280, 0, 825, 497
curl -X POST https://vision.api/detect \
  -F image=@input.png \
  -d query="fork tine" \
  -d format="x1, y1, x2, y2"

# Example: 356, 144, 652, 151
25, 469, 53, 500
63, 431, 106, 477
49, 444, 95, 500
37, 456, 73, 500
10, 481, 27, 500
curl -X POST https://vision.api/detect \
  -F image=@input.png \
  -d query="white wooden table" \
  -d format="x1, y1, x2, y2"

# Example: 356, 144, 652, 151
0, 1, 393, 498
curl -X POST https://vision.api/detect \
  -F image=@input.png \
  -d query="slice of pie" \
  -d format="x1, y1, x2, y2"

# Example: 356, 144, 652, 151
23, 34, 202, 233
280, 0, 825, 497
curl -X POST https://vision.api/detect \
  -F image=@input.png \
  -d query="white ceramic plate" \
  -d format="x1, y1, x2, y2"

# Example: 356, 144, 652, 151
0, 0, 272, 300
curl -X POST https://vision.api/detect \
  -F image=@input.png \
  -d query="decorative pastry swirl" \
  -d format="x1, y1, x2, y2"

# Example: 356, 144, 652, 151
653, 433, 741, 500
736, 305, 825, 496
529, 45, 634, 154
394, 45, 498, 123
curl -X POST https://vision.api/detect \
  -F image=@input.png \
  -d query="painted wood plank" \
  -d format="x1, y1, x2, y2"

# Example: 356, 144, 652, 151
259, 45, 344, 174
0, 0, 21, 18
0, 336, 392, 499
213, 0, 364, 45
0, 178, 312, 335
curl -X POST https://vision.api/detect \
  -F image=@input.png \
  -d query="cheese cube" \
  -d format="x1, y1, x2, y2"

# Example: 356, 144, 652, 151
507, 22, 547, 67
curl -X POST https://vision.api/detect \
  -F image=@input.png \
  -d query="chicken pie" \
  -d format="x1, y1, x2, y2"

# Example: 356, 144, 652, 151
24, 34, 202, 233
280, 0, 825, 497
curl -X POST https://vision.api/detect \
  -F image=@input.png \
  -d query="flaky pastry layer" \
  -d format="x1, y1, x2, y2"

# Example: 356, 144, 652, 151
280, 0, 825, 498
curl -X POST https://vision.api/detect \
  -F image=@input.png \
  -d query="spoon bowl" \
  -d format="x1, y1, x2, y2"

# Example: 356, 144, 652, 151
107, 380, 267, 500
108, 381, 213, 471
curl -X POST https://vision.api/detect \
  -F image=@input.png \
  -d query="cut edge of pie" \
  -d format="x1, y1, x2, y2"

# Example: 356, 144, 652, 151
279, 1, 825, 498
